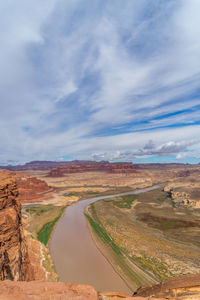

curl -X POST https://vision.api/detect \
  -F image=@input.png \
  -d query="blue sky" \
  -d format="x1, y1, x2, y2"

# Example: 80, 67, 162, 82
0, 0, 200, 165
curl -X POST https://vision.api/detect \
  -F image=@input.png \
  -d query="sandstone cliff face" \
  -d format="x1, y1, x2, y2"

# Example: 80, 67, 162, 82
14, 173, 51, 204
26, 236, 58, 281
0, 173, 33, 281
0, 170, 52, 204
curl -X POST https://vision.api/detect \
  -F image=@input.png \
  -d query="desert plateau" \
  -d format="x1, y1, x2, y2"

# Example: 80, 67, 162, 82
1, 161, 200, 299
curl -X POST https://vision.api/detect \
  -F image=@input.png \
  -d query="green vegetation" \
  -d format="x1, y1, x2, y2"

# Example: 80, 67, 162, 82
171, 200, 176, 208
63, 192, 75, 197
23, 205, 67, 241
85, 210, 158, 287
132, 255, 170, 280
109, 194, 137, 209
164, 221, 178, 227
136, 213, 181, 230
23, 204, 67, 281
37, 207, 66, 246
86, 191, 100, 195
165, 191, 177, 207
156, 195, 167, 203
85, 213, 122, 255
85, 187, 200, 287
25, 205, 53, 215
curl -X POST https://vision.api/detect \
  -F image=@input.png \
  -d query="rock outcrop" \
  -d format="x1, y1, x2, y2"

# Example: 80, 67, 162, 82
0, 172, 33, 281
164, 181, 200, 208
25, 236, 58, 281
134, 273, 200, 299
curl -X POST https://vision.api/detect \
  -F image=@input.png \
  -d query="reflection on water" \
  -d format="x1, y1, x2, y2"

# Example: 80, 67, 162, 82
49, 186, 159, 294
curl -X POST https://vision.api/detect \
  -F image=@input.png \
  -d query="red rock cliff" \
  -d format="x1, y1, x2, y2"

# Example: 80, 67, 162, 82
0, 172, 33, 281
14, 173, 51, 204
48, 162, 135, 177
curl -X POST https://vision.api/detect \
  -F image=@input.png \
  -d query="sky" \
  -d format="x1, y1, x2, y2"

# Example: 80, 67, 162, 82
0, 0, 200, 165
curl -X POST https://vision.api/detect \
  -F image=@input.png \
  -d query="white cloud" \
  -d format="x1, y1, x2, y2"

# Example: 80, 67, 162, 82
0, 0, 200, 164
55, 81, 77, 103
89, 127, 200, 161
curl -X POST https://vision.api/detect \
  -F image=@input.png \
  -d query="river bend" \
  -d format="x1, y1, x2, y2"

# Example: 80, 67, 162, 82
49, 186, 159, 293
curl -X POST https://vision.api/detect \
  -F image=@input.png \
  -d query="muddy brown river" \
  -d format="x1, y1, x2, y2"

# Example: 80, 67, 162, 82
49, 186, 159, 294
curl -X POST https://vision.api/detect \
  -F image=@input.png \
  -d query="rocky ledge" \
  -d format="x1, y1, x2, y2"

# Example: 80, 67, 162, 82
1, 274, 200, 299
133, 273, 200, 299
0, 281, 98, 300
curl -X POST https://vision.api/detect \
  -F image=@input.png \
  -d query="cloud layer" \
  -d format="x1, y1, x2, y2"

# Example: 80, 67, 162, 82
0, 0, 200, 164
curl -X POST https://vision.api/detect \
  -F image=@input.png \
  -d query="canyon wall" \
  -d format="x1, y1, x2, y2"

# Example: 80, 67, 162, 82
14, 173, 51, 204
0, 170, 51, 204
0, 172, 33, 280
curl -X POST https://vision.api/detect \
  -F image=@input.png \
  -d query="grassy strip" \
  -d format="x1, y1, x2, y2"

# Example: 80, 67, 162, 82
85, 211, 157, 287
25, 205, 53, 216
63, 192, 75, 197
171, 200, 176, 208
108, 194, 137, 209
78, 187, 133, 200
85, 213, 122, 255
37, 206, 66, 246
132, 255, 169, 280
156, 195, 167, 203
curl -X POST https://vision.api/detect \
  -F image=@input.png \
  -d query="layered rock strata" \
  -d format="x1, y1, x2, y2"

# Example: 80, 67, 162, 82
0, 173, 33, 280
48, 162, 135, 177
14, 173, 51, 204
0, 169, 52, 204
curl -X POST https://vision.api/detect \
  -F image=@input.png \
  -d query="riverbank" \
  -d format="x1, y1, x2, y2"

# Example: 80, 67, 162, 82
23, 189, 144, 284
85, 205, 158, 292
23, 204, 67, 244
37, 206, 66, 246
23, 204, 68, 281
85, 187, 200, 288
49, 186, 160, 293
23, 186, 160, 288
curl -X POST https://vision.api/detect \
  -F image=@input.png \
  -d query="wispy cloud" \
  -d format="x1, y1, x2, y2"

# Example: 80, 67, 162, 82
0, 0, 200, 164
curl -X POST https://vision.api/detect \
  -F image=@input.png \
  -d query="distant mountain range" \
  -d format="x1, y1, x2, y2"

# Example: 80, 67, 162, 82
0, 160, 195, 172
